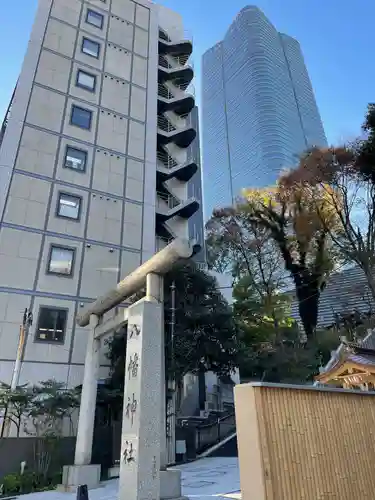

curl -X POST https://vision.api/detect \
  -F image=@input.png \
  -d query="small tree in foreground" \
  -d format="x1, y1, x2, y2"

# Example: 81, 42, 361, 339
24, 380, 80, 480
233, 278, 340, 382
0, 380, 79, 484
206, 206, 288, 332
0, 383, 33, 438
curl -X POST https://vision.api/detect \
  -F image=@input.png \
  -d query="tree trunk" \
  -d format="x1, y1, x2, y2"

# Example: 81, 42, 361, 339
198, 366, 206, 412
364, 268, 375, 303
296, 282, 320, 338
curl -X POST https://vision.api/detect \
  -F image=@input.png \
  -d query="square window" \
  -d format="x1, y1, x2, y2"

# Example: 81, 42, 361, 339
76, 70, 96, 92
86, 9, 104, 29
48, 245, 75, 276
82, 37, 100, 58
64, 146, 87, 172
35, 307, 67, 343
57, 192, 82, 220
70, 105, 92, 130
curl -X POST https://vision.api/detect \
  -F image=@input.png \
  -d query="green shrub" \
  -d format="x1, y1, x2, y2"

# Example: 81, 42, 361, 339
0, 470, 61, 495
1, 473, 21, 494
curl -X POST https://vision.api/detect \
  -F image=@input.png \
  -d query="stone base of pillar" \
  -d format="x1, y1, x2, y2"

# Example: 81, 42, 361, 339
57, 464, 101, 492
160, 469, 188, 500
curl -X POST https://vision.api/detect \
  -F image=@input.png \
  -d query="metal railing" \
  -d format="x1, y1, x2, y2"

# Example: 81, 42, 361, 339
158, 54, 193, 70
157, 150, 178, 169
195, 262, 208, 271
172, 78, 192, 92
156, 191, 180, 210
158, 82, 196, 101
195, 412, 236, 453
158, 28, 193, 44
158, 113, 192, 134
157, 114, 177, 133
159, 29, 171, 42
175, 54, 190, 66
159, 54, 170, 69
158, 83, 174, 100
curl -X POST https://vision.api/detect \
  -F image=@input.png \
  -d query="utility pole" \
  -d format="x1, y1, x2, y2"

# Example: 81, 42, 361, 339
1, 308, 33, 438
11, 308, 33, 391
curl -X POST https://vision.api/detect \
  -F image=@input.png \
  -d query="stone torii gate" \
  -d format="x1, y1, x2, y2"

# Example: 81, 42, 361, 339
61, 239, 197, 500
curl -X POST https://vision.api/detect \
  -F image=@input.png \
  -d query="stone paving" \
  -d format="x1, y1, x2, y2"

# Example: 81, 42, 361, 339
179, 457, 240, 500
17, 457, 240, 500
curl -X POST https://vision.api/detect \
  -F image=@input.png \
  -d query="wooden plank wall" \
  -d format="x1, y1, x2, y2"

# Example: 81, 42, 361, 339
235, 384, 375, 500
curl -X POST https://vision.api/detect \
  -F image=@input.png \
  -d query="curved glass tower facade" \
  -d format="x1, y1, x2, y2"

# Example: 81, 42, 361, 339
201, 6, 327, 219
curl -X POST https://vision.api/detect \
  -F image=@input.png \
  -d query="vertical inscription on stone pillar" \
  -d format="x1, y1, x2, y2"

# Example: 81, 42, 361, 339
126, 393, 138, 426
128, 323, 141, 339
128, 353, 139, 380
123, 439, 136, 464
121, 322, 141, 469
119, 302, 162, 500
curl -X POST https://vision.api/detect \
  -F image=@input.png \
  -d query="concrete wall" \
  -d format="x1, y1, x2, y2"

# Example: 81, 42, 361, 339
235, 382, 375, 500
0, 437, 75, 479
0, 0, 157, 396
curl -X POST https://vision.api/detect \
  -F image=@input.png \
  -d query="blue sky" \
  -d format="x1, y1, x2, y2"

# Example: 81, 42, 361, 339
0, 0, 373, 144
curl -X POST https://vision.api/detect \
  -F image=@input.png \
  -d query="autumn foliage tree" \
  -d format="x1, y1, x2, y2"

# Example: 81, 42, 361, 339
238, 184, 339, 338
206, 182, 338, 338
279, 104, 375, 301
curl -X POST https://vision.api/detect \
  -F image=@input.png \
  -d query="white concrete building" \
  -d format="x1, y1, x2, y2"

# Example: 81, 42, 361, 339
0, 0, 198, 390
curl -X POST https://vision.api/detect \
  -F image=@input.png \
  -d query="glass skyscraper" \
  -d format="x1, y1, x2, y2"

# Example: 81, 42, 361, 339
201, 6, 327, 219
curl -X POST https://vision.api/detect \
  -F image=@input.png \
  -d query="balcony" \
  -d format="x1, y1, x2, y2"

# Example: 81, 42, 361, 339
157, 82, 195, 115
157, 114, 196, 149
157, 149, 178, 169
158, 54, 194, 86
158, 29, 193, 58
157, 150, 197, 184
155, 25, 197, 247
156, 191, 180, 211
159, 29, 171, 42
156, 192, 199, 222
157, 114, 177, 134
159, 54, 192, 69
158, 82, 195, 99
